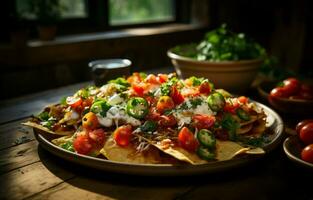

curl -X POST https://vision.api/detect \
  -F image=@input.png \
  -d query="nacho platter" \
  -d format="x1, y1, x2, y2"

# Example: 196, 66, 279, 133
24, 73, 284, 175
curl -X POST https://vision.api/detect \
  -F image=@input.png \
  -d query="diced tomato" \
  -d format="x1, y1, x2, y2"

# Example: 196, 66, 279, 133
145, 107, 161, 121
73, 135, 93, 155
199, 81, 211, 94
223, 101, 240, 114
145, 96, 157, 106
82, 97, 94, 108
178, 127, 199, 152
156, 96, 175, 114
215, 129, 229, 140
159, 115, 177, 127
66, 96, 82, 108
127, 72, 142, 84
113, 125, 133, 147
237, 96, 248, 104
132, 83, 146, 96
145, 74, 159, 84
192, 114, 215, 130
88, 128, 106, 148
170, 86, 184, 105
157, 74, 168, 83
82, 112, 99, 130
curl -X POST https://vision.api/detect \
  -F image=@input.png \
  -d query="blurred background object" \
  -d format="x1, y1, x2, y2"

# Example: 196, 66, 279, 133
0, 0, 312, 99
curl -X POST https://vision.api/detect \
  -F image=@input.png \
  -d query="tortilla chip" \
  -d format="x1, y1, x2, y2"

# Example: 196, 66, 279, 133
152, 142, 208, 165
100, 137, 162, 164
22, 121, 73, 136
52, 135, 73, 146
237, 124, 253, 135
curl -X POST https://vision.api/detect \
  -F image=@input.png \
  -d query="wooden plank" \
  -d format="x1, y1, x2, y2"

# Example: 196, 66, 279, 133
28, 176, 191, 200
0, 140, 40, 174
0, 82, 91, 124
0, 118, 34, 150
0, 161, 75, 200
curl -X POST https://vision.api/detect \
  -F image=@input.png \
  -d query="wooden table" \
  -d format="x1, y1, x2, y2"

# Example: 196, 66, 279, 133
1, 69, 312, 200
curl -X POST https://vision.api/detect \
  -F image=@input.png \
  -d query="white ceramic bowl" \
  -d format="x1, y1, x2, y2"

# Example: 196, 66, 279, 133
167, 49, 263, 93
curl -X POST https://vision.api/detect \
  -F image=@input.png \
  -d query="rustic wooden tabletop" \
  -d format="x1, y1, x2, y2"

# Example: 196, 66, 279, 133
0, 68, 312, 200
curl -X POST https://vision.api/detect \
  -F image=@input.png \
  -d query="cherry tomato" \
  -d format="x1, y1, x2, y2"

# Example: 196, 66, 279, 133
82, 112, 99, 130
296, 119, 313, 134
88, 128, 106, 148
82, 97, 94, 108
199, 81, 211, 94
223, 101, 240, 114
301, 144, 313, 164
282, 78, 300, 96
156, 96, 175, 114
159, 115, 177, 127
66, 96, 82, 108
237, 96, 248, 104
269, 87, 288, 98
178, 127, 199, 152
157, 74, 168, 83
170, 86, 184, 105
113, 125, 133, 147
73, 135, 93, 155
299, 123, 313, 145
192, 114, 215, 130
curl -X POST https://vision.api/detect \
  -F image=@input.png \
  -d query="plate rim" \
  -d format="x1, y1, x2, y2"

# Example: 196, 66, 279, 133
34, 101, 285, 176
283, 136, 313, 168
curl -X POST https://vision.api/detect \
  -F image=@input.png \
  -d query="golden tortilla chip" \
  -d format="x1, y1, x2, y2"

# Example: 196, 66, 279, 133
22, 121, 73, 136
51, 135, 73, 146
100, 137, 162, 164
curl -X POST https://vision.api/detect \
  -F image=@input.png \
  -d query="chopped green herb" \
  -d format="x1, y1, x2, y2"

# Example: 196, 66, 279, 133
60, 97, 67, 105
160, 77, 178, 96
140, 121, 157, 133
108, 77, 130, 87
61, 141, 75, 152
221, 114, 239, 141
37, 111, 50, 121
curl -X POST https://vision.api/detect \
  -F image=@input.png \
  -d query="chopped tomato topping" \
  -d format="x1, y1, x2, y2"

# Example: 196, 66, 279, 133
178, 127, 199, 152
237, 96, 248, 104
113, 125, 133, 147
170, 86, 184, 105
159, 115, 177, 127
157, 74, 168, 83
66, 96, 82, 108
199, 81, 211, 94
73, 135, 93, 155
223, 101, 240, 114
156, 96, 175, 114
82, 112, 99, 130
192, 114, 216, 130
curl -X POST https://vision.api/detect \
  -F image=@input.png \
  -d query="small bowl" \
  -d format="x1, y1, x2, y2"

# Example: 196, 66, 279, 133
283, 136, 313, 169
167, 47, 263, 93
257, 81, 313, 115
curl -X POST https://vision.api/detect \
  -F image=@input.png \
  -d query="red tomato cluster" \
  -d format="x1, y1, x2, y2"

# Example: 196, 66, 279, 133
296, 120, 313, 164
269, 77, 313, 100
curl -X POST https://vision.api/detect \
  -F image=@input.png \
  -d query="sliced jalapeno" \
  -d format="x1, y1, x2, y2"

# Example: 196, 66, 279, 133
207, 92, 226, 112
90, 100, 111, 117
236, 108, 251, 121
197, 146, 216, 160
126, 97, 149, 119
197, 129, 216, 149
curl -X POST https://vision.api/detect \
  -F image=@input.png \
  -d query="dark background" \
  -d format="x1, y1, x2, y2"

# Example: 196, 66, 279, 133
0, 0, 312, 100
